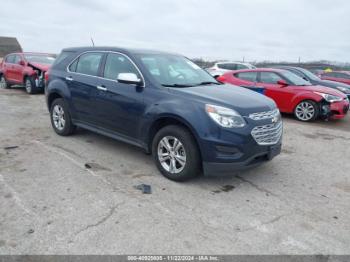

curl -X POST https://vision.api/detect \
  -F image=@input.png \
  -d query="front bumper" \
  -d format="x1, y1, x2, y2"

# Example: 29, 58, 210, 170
199, 118, 283, 176
203, 142, 281, 176
329, 99, 349, 119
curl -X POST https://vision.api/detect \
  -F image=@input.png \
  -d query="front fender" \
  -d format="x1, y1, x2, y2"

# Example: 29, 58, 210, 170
46, 79, 72, 110
290, 91, 323, 111
139, 99, 210, 153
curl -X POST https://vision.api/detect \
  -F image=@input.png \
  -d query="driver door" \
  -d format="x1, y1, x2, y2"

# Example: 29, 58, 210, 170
258, 72, 294, 112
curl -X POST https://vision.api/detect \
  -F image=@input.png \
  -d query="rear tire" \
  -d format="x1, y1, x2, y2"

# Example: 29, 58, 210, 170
50, 98, 76, 136
0, 75, 10, 89
24, 76, 38, 94
294, 100, 319, 122
152, 125, 201, 181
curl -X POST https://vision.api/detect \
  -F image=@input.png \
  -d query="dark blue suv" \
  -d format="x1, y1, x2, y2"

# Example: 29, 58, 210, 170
46, 47, 282, 181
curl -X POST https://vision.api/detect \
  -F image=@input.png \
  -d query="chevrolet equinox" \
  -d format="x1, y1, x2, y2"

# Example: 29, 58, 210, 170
46, 47, 282, 181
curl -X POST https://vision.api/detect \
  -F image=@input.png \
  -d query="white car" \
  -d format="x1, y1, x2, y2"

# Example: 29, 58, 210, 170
206, 62, 256, 78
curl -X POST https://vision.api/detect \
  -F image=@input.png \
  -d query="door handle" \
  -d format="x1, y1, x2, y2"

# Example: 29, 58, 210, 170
65, 76, 73, 81
97, 85, 107, 91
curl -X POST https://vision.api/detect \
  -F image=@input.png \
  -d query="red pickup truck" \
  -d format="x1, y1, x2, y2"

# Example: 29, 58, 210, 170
0, 52, 55, 94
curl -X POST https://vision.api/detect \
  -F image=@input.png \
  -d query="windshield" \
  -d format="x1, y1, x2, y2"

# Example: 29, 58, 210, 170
24, 54, 56, 65
137, 53, 217, 87
280, 70, 312, 86
298, 68, 320, 81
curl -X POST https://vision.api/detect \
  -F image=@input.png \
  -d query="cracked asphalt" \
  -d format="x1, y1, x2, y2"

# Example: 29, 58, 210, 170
0, 87, 350, 254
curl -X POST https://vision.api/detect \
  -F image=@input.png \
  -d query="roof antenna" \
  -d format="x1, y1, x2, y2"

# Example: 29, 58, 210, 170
91, 37, 95, 47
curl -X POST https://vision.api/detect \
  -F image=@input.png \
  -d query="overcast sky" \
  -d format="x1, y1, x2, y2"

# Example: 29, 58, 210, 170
1, 0, 349, 62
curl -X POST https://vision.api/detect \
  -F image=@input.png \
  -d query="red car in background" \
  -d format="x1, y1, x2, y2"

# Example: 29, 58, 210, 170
320, 71, 350, 85
0, 52, 55, 94
218, 68, 349, 122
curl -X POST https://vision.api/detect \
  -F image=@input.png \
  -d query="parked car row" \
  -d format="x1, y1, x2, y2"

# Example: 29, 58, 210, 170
217, 68, 349, 122
0, 47, 349, 181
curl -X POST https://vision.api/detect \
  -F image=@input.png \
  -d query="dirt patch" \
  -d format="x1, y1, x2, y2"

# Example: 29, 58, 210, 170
212, 185, 235, 194
332, 182, 350, 193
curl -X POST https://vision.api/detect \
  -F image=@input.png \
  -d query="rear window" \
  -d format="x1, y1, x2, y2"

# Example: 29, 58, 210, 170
218, 63, 237, 70
53, 51, 74, 66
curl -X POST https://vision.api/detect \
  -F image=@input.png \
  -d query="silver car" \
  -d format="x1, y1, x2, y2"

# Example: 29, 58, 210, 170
206, 62, 256, 78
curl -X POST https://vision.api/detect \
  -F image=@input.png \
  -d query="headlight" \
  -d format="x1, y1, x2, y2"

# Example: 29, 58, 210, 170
205, 104, 245, 128
314, 92, 343, 103
336, 86, 350, 93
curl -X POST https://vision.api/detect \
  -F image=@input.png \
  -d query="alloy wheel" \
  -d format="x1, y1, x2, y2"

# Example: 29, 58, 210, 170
157, 136, 186, 174
295, 101, 315, 121
25, 79, 32, 93
52, 105, 66, 131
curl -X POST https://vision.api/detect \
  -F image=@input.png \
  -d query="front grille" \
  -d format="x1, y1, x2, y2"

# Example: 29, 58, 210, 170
249, 109, 280, 120
251, 121, 283, 146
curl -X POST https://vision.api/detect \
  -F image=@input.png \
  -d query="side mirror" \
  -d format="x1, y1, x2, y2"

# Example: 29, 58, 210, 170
19, 60, 25, 66
277, 80, 288, 86
117, 73, 142, 85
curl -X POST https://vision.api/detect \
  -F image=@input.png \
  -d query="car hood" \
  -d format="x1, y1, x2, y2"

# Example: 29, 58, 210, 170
315, 80, 350, 89
170, 84, 277, 116
293, 85, 347, 98
28, 62, 51, 71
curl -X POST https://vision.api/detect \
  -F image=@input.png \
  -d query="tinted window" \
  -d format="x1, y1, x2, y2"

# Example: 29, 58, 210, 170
260, 72, 283, 84
103, 53, 139, 80
337, 73, 350, 79
289, 69, 305, 78
73, 53, 103, 76
5, 55, 15, 63
236, 64, 249, 70
218, 63, 237, 70
235, 72, 257, 82
24, 54, 55, 65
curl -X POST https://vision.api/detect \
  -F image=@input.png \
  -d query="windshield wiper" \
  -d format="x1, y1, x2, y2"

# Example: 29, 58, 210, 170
162, 84, 194, 88
194, 81, 221, 86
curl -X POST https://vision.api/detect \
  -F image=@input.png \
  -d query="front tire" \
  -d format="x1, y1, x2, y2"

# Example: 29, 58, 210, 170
25, 76, 38, 94
152, 125, 201, 181
50, 98, 76, 136
294, 100, 319, 122
0, 75, 10, 89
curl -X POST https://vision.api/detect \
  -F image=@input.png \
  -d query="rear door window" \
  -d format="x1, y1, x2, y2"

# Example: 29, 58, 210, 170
235, 72, 257, 82
218, 63, 237, 70
72, 52, 103, 76
259, 72, 283, 84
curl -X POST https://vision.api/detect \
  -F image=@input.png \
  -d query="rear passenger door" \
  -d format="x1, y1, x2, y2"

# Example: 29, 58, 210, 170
66, 52, 104, 124
92, 52, 145, 139
234, 71, 258, 87
3, 55, 16, 82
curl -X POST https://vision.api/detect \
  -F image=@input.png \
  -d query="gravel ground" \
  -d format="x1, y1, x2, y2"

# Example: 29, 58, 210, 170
0, 87, 349, 255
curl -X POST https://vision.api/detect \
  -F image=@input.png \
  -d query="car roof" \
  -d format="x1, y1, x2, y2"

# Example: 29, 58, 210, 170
216, 61, 250, 65
228, 68, 285, 74
61, 46, 179, 56
5, 52, 54, 56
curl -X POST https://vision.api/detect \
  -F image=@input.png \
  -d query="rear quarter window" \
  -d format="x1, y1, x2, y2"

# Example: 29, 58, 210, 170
52, 51, 76, 68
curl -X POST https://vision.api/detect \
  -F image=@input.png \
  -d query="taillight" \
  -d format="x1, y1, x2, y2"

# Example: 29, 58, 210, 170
217, 75, 225, 83
45, 69, 50, 82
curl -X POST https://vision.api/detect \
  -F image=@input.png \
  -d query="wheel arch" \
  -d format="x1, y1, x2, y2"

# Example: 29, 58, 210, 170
146, 115, 202, 158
